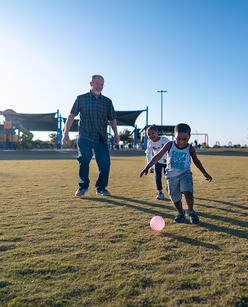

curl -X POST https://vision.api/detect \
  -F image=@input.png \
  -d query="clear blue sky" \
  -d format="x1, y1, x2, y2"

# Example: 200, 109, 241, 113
0, 0, 247, 146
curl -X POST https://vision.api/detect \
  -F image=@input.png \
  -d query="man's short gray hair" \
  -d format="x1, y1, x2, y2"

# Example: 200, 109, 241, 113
92, 74, 104, 82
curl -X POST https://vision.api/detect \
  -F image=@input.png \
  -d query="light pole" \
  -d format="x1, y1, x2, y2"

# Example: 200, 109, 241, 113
157, 90, 168, 125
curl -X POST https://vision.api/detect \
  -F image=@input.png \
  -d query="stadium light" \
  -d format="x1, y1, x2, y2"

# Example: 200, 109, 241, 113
157, 90, 168, 125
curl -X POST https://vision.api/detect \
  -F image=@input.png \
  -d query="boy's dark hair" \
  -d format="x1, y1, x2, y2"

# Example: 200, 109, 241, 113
174, 123, 191, 135
146, 125, 158, 135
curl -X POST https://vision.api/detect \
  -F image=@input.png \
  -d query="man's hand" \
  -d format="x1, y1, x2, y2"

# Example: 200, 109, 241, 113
62, 114, 74, 146
140, 167, 149, 177
204, 172, 212, 182
62, 133, 70, 146
149, 169, 154, 174
113, 134, 119, 146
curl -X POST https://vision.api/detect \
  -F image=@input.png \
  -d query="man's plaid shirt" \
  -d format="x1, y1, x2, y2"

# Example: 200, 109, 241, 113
70, 91, 116, 144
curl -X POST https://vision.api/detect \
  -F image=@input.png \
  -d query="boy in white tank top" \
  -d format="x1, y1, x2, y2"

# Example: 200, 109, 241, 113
146, 125, 170, 200
140, 123, 212, 224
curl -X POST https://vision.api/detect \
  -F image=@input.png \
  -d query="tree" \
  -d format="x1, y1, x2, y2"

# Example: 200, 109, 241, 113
49, 133, 57, 144
119, 129, 132, 144
20, 131, 34, 149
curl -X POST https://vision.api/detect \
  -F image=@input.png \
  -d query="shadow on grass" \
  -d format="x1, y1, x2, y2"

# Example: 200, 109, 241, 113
198, 210, 248, 228
0, 244, 16, 252
112, 196, 248, 229
197, 221, 248, 239
85, 196, 222, 250
84, 196, 175, 220
110, 195, 172, 208
85, 195, 248, 240
162, 233, 221, 250
0, 150, 77, 160
195, 201, 248, 217
0, 149, 144, 160
195, 197, 248, 211
0, 237, 23, 242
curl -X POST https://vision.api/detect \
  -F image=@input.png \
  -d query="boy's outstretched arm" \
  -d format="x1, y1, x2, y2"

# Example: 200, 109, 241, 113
190, 147, 212, 182
140, 142, 171, 177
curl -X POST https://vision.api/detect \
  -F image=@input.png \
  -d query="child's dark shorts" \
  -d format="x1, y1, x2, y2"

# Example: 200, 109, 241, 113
166, 171, 193, 203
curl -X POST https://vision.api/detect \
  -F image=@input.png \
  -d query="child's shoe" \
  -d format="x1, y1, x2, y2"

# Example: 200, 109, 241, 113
156, 192, 165, 200
188, 210, 200, 224
174, 210, 186, 223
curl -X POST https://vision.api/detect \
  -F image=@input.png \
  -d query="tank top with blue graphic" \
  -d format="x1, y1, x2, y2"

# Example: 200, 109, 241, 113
166, 141, 191, 178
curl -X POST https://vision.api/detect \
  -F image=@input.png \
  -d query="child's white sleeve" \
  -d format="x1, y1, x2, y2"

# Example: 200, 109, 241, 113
145, 142, 155, 170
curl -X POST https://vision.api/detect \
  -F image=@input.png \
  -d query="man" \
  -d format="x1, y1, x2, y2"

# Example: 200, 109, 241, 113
62, 75, 119, 197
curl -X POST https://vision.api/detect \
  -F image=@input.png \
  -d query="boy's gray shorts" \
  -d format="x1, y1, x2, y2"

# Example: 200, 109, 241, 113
166, 171, 193, 203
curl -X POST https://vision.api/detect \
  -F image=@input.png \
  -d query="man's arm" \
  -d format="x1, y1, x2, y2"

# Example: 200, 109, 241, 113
62, 114, 75, 146
109, 119, 119, 146
190, 146, 212, 181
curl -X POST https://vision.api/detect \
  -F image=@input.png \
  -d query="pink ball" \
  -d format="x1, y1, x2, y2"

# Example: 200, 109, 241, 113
150, 216, 165, 231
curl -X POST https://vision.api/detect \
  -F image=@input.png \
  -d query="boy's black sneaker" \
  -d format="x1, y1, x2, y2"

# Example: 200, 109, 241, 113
174, 210, 186, 223
188, 210, 200, 224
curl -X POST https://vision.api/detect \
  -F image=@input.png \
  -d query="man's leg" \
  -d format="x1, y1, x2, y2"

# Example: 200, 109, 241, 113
77, 138, 93, 190
93, 142, 110, 192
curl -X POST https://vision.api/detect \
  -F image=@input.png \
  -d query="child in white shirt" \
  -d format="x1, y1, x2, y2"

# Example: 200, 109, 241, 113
146, 125, 170, 200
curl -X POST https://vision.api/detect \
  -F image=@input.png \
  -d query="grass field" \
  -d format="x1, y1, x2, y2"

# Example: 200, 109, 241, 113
0, 153, 248, 306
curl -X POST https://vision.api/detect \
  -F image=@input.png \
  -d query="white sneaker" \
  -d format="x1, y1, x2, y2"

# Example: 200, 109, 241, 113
156, 192, 165, 200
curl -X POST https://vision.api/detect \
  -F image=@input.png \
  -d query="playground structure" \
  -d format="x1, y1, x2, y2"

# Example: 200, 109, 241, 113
0, 108, 209, 150
0, 108, 148, 150
0, 109, 47, 150
0, 121, 19, 150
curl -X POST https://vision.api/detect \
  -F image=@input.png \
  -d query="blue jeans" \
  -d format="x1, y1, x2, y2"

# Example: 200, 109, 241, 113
77, 138, 110, 191
155, 162, 166, 191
